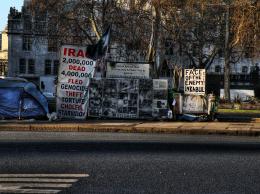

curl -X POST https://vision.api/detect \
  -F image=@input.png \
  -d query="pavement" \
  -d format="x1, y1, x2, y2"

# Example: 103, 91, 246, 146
1, 119, 260, 136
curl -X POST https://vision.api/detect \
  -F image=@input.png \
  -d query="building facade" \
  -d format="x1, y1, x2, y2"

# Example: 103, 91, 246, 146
0, 28, 8, 76
7, 0, 144, 85
8, 3, 59, 85
206, 53, 260, 96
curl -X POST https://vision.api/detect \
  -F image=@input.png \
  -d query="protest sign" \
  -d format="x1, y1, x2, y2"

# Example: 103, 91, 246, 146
56, 45, 96, 119
182, 95, 206, 113
88, 78, 168, 119
184, 69, 206, 95
106, 62, 150, 79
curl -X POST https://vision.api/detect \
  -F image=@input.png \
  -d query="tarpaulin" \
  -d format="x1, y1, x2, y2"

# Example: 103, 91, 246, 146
0, 79, 49, 119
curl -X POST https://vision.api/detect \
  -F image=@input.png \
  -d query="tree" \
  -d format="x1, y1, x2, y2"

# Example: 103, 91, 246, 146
27, 0, 165, 76
222, 0, 259, 101
166, 0, 221, 68
161, 0, 259, 98
26, 0, 259, 93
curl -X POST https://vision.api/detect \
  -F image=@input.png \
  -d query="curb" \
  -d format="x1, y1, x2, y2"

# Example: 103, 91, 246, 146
253, 118, 260, 123
0, 121, 260, 136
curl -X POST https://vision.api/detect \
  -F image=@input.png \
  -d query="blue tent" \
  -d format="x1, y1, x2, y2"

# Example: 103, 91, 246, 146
0, 78, 49, 119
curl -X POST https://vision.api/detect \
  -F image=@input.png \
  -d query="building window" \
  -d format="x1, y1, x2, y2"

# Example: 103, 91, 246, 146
19, 58, 26, 74
242, 66, 248, 74
22, 36, 32, 51
35, 20, 46, 34
48, 37, 58, 52
215, 65, 221, 73
24, 15, 32, 32
53, 60, 59, 75
9, 20, 20, 31
0, 60, 7, 76
28, 59, 35, 74
45, 60, 52, 75
218, 49, 223, 58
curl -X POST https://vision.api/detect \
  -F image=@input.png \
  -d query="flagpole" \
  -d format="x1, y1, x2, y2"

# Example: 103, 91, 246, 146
104, 26, 111, 77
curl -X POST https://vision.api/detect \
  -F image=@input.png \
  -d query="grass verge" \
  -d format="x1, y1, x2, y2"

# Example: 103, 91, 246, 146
218, 109, 260, 114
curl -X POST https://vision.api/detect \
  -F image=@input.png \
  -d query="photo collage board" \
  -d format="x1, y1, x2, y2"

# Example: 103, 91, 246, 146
88, 78, 168, 119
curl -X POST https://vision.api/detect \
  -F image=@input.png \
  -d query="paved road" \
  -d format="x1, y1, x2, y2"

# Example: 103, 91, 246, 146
0, 132, 260, 194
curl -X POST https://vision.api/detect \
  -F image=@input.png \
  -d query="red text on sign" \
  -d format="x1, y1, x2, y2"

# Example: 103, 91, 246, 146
69, 65, 85, 71
63, 48, 89, 58
65, 91, 83, 98
68, 79, 83, 85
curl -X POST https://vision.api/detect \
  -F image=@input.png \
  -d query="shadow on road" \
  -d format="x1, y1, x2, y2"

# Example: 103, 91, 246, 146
1, 141, 260, 153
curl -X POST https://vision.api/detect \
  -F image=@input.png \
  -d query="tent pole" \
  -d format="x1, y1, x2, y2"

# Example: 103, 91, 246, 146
18, 99, 22, 120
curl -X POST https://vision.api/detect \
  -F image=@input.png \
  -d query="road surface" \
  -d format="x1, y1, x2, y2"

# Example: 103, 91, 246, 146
0, 132, 260, 194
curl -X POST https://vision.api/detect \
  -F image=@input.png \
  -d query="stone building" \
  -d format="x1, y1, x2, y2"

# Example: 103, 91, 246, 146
0, 27, 8, 76
7, 0, 144, 86
8, 1, 59, 85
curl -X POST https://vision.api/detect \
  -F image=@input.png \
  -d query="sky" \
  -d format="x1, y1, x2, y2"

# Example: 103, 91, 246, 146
0, 0, 24, 31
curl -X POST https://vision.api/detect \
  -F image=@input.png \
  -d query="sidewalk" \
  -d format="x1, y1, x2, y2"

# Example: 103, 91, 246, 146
0, 120, 260, 136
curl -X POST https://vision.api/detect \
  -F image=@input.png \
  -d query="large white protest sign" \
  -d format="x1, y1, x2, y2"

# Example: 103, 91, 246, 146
56, 45, 96, 119
184, 69, 206, 95
106, 62, 150, 79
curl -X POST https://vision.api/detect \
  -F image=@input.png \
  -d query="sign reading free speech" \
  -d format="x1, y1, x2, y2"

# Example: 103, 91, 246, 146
184, 69, 206, 95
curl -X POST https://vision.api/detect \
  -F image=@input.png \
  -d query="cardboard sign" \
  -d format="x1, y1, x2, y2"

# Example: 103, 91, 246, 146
56, 45, 96, 119
182, 95, 206, 113
106, 62, 149, 79
184, 69, 206, 95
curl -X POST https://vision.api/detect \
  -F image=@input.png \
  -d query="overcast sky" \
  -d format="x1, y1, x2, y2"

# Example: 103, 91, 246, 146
0, 0, 24, 31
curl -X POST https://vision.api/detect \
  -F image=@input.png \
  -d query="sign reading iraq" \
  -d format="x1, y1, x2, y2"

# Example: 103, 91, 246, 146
57, 45, 96, 119
184, 69, 206, 95
106, 62, 150, 79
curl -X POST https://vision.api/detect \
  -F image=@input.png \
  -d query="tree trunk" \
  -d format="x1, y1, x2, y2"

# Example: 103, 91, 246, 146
224, 5, 231, 101
153, 6, 161, 78
224, 58, 231, 101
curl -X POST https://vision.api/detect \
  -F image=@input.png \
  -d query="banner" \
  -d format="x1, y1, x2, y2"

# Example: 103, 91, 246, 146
88, 78, 168, 119
106, 62, 150, 79
57, 45, 96, 119
184, 69, 206, 95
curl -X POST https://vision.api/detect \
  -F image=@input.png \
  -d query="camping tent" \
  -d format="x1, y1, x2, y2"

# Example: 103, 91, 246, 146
0, 78, 49, 119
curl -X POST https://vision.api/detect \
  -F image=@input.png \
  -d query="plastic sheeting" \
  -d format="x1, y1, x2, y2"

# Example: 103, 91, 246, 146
0, 79, 49, 119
